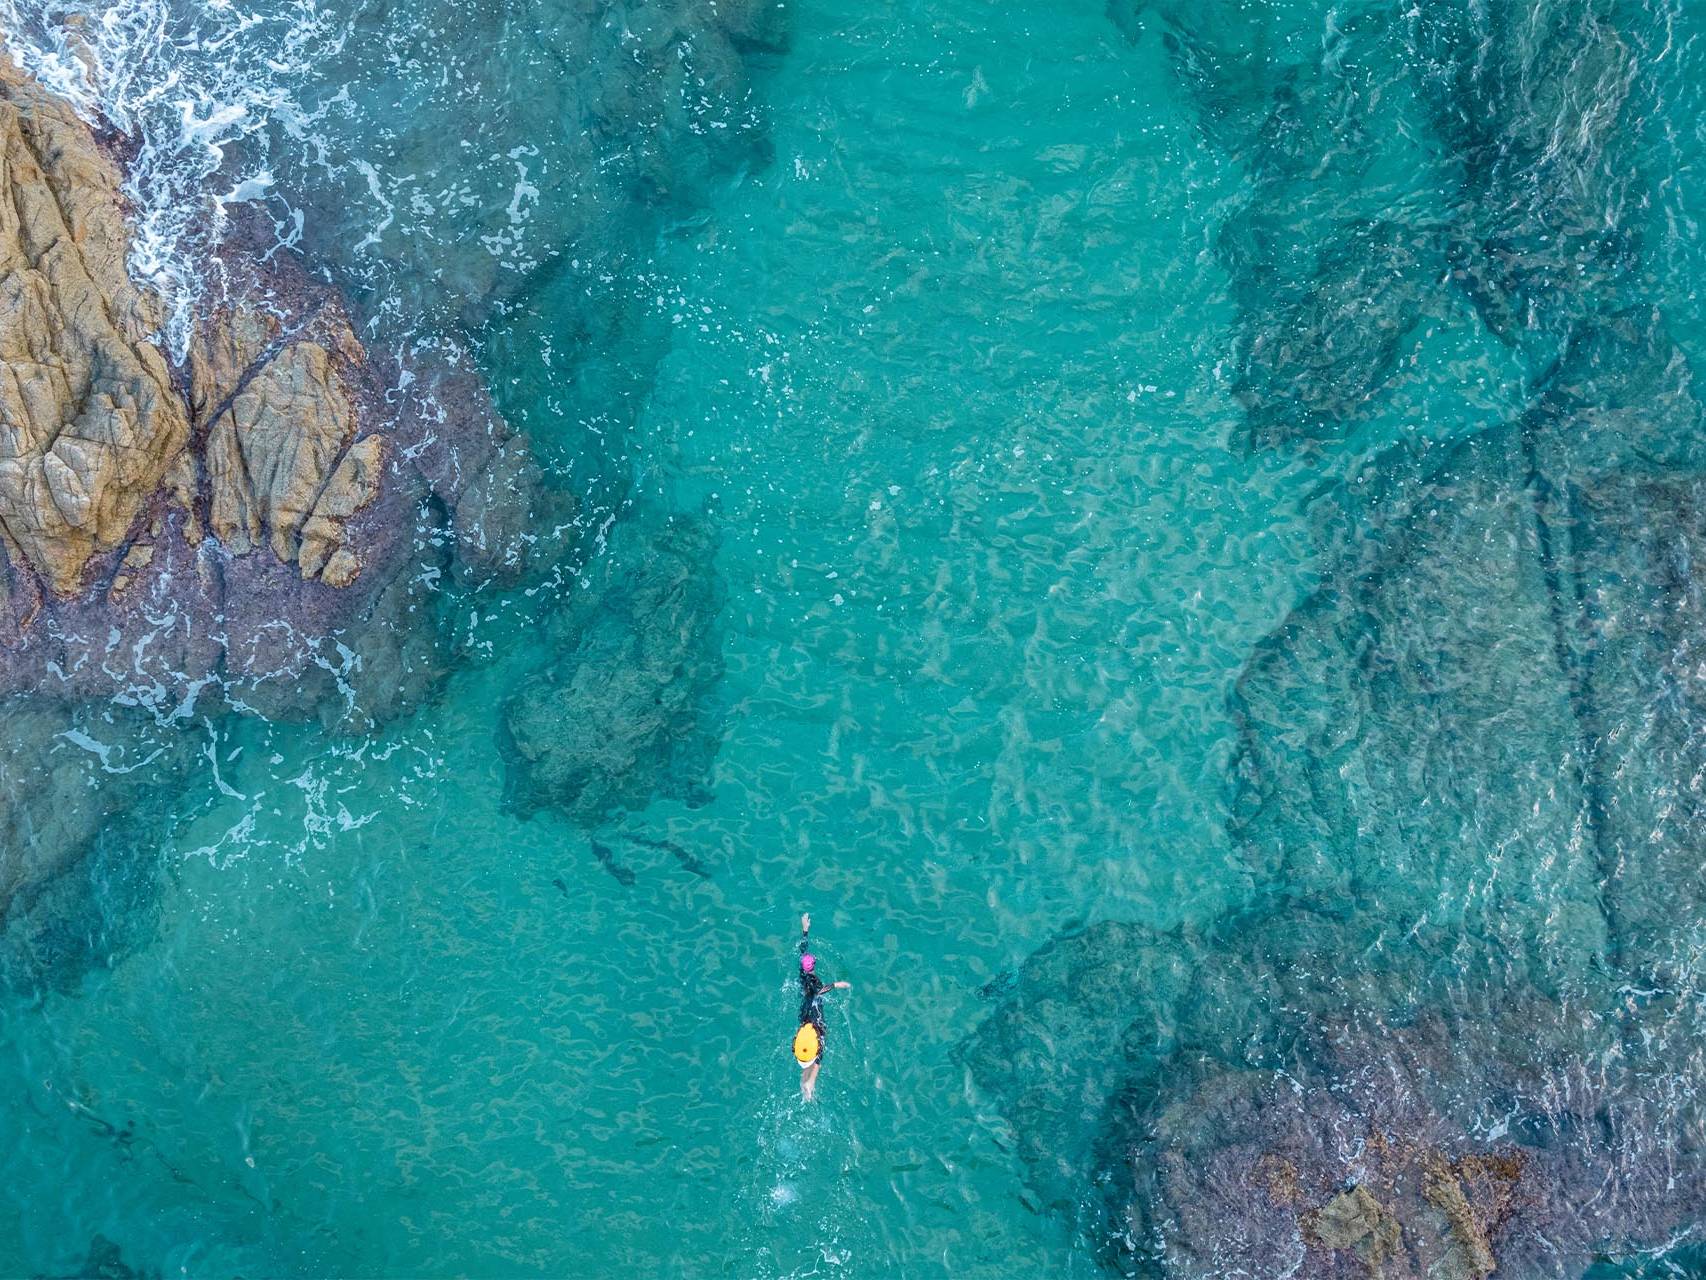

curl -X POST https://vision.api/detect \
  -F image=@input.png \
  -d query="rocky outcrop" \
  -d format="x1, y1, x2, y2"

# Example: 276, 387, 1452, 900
0, 53, 188, 597
0, 48, 558, 720
0, 43, 573, 993
188, 289, 379, 588
0, 53, 389, 597
965, 384, 1706, 1271
1305, 1186, 1403, 1277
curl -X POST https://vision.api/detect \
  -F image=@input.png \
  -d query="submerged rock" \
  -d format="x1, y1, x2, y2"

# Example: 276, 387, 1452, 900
502, 509, 724, 825
1130, 1008, 1697, 1280
966, 905, 1702, 1277
965, 10, 1706, 1276
0, 698, 195, 993
966, 367, 1706, 1270
41, 1233, 162, 1280
966, 306, 1706, 1280
1116, 0, 1659, 451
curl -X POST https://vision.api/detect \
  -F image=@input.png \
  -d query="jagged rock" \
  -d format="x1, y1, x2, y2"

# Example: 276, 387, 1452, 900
966, 431, 1706, 1271
0, 54, 188, 596
0, 43, 576, 991
183, 271, 392, 587
1420, 1155, 1501, 1280
1124, 1014, 1669, 1280
1306, 1185, 1401, 1275
201, 326, 361, 571
297, 435, 384, 585
966, 905, 1697, 1278
0, 49, 557, 720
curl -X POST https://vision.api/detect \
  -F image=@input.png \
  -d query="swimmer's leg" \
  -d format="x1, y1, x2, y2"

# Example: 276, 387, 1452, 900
800, 1061, 819, 1102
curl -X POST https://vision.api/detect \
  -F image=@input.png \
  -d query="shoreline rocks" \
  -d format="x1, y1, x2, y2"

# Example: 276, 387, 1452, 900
0, 38, 567, 973
0, 45, 558, 723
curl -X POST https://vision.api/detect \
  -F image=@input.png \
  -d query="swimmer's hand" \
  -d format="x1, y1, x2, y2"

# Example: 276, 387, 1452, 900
801, 912, 811, 933
833, 981, 852, 990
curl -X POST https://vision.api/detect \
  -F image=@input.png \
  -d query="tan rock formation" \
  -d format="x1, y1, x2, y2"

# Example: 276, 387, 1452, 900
1421, 1154, 1508, 1280
194, 305, 378, 582
0, 50, 388, 601
0, 45, 553, 723
0, 54, 187, 596
1281, 1135, 1526, 1280
298, 433, 384, 585
1306, 1186, 1403, 1277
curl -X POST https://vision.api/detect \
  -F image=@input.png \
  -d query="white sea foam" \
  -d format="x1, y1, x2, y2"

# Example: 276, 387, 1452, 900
0, 0, 344, 355
0, 0, 589, 357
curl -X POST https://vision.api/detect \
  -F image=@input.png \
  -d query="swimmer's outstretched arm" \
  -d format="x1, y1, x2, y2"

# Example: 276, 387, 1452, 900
799, 914, 852, 988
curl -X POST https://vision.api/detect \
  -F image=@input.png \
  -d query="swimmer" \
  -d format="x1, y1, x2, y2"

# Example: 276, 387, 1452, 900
794, 912, 852, 1102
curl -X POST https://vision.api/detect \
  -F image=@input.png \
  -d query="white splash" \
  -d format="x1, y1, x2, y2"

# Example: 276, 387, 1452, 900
0, 0, 346, 356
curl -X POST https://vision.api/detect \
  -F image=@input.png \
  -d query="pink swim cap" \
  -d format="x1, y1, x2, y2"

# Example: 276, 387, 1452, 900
800, 954, 816, 972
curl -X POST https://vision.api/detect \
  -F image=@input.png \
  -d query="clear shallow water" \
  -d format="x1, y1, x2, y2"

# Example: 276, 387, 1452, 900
3, 0, 1706, 1276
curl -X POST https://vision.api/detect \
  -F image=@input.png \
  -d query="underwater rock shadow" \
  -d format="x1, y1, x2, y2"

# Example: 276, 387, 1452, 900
1114, 0, 1662, 455
498, 504, 727, 832
0, 701, 210, 997
1113, 0, 1463, 449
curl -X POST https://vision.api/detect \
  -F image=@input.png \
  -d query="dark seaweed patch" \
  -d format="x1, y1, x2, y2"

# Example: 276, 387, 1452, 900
500, 508, 727, 827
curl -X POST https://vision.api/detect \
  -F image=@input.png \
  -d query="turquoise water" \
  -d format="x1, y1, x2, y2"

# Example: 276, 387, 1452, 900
4, 0, 1706, 1275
